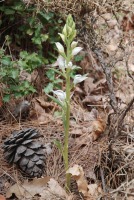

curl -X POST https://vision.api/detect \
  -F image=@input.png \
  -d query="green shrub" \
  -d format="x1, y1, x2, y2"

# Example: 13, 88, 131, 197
0, 0, 63, 101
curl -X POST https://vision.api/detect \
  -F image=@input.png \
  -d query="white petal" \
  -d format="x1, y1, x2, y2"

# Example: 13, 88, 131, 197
73, 74, 88, 85
57, 56, 65, 69
72, 47, 83, 56
55, 42, 65, 54
71, 41, 78, 49
53, 90, 66, 102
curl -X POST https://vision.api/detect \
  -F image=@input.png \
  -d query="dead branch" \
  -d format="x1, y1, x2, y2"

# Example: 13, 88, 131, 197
125, 58, 134, 82
94, 49, 118, 112
118, 96, 134, 132
109, 96, 134, 138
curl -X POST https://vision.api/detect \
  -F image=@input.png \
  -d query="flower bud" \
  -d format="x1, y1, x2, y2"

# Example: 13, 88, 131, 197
53, 90, 66, 102
58, 33, 65, 42
62, 24, 67, 36
73, 74, 88, 85
55, 42, 65, 54
57, 55, 65, 70
67, 61, 73, 68
71, 41, 78, 49
66, 26, 73, 36
67, 14, 74, 27
72, 47, 83, 56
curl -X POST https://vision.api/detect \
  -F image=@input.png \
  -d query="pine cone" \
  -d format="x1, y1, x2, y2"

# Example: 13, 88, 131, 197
3, 128, 46, 177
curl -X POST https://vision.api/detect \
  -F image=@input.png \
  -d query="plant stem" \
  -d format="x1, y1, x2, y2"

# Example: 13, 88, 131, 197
64, 66, 71, 190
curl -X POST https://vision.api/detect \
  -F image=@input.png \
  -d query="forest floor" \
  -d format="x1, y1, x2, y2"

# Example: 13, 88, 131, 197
0, 0, 134, 200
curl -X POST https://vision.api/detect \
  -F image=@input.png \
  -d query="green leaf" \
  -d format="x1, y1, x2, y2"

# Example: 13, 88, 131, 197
14, 93, 23, 98
29, 86, 36, 93
3, 94, 10, 102
46, 94, 63, 108
46, 69, 55, 81
23, 81, 30, 88
54, 140, 63, 153
44, 83, 53, 94
10, 70, 19, 79
20, 51, 28, 58
53, 111, 62, 118
32, 37, 42, 45
26, 29, 33, 36
41, 34, 49, 42
38, 11, 54, 21
48, 68, 65, 78
53, 79, 63, 84
4, 9, 15, 15
1, 57, 11, 65
74, 55, 84, 62
11, 2, 25, 11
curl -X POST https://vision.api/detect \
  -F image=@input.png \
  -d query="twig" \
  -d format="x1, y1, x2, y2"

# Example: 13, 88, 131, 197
94, 49, 118, 112
118, 96, 134, 131
110, 179, 134, 194
125, 58, 134, 82
100, 167, 107, 195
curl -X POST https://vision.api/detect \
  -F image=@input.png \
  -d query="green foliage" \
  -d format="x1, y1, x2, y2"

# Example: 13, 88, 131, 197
74, 55, 84, 62
0, 49, 36, 100
44, 69, 63, 94
0, 0, 63, 101
18, 51, 46, 73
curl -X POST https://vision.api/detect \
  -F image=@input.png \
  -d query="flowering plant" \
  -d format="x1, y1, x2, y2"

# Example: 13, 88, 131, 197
46, 14, 88, 190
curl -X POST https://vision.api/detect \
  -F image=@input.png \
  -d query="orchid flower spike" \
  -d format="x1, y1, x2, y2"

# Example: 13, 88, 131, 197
73, 74, 88, 85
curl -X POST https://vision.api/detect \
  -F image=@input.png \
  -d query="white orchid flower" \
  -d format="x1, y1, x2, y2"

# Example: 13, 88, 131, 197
73, 74, 88, 85
71, 41, 78, 49
53, 90, 66, 102
57, 55, 65, 70
72, 47, 83, 56
55, 42, 65, 54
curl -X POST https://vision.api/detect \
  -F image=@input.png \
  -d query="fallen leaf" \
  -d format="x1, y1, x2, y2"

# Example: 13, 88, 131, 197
84, 77, 96, 94
82, 95, 103, 105
102, 13, 112, 20
6, 183, 25, 199
106, 42, 118, 51
107, 19, 117, 28
67, 165, 88, 196
31, 99, 54, 124
122, 14, 134, 32
36, 97, 57, 109
0, 195, 6, 200
6, 177, 50, 199
67, 165, 102, 200
40, 178, 70, 200
91, 118, 106, 141
70, 108, 106, 141
6, 177, 72, 200
19, 70, 31, 82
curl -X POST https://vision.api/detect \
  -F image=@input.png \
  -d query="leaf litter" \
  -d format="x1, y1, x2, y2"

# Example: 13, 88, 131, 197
6, 177, 72, 200
67, 165, 103, 200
